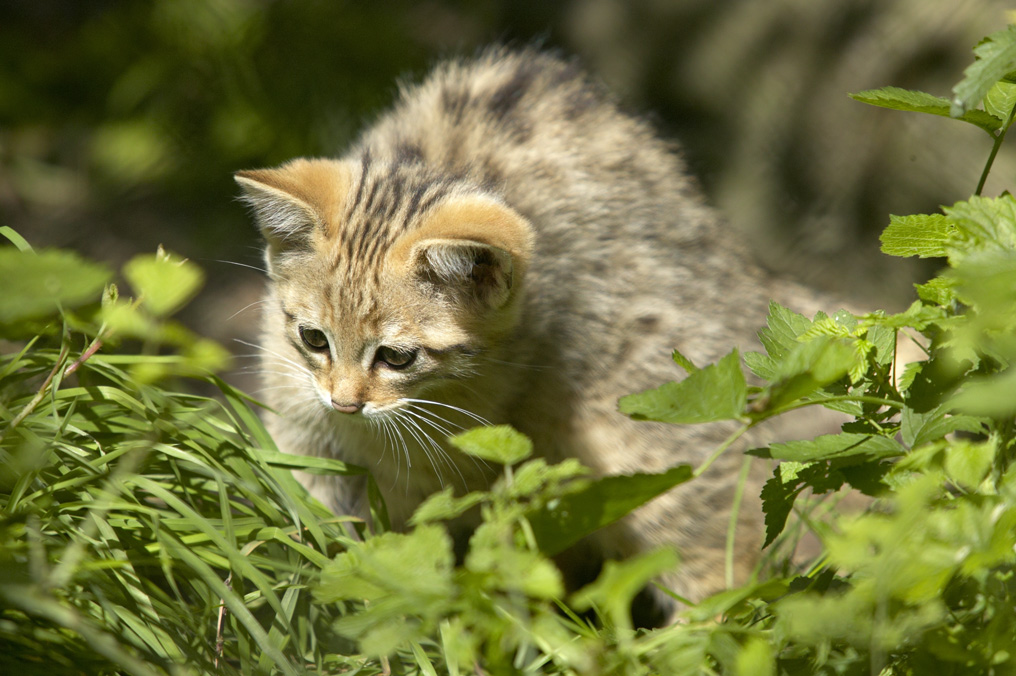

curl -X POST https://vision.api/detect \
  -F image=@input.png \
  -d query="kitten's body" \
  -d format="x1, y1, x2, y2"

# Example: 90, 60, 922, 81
237, 48, 797, 622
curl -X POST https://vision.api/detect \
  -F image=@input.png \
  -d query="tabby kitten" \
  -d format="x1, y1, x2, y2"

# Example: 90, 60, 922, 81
236, 47, 786, 624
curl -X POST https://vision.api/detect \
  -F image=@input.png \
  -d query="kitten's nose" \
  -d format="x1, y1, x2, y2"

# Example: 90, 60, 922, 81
331, 400, 363, 414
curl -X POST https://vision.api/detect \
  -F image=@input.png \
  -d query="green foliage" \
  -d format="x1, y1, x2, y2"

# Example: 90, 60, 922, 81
619, 349, 747, 424
0, 243, 361, 674
6, 21, 1016, 676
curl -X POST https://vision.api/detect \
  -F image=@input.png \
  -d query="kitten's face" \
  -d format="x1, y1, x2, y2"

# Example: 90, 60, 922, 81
236, 157, 533, 421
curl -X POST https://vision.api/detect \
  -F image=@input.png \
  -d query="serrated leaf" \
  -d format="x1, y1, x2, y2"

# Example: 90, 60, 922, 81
951, 26, 1016, 116
862, 301, 946, 333
915, 276, 959, 306
880, 214, 955, 258
571, 547, 678, 627
618, 349, 746, 424
316, 525, 454, 603
757, 302, 814, 360
758, 337, 857, 413
850, 86, 1000, 133
759, 471, 799, 548
866, 324, 898, 366
767, 434, 904, 463
409, 487, 486, 526
0, 247, 111, 323
466, 528, 564, 598
901, 405, 985, 448
949, 367, 1016, 418
985, 80, 1016, 121
743, 350, 776, 380
943, 194, 1016, 257
123, 249, 204, 317
528, 464, 693, 556
943, 438, 996, 489
671, 348, 700, 373
448, 425, 532, 464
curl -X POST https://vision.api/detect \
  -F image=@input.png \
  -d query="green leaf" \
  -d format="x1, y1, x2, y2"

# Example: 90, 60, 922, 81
255, 448, 366, 475
571, 548, 678, 629
316, 525, 454, 604
950, 367, 1016, 418
409, 487, 486, 526
448, 425, 532, 465
915, 277, 959, 308
528, 464, 693, 556
757, 302, 814, 360
880, 214, 955, 258
766, 434, 904, 463
465, 525, 564, 598
0, 226, 33, 252
951, 26, 1016, 116
122, 248, 204, 317
758, 337, 857, 413
901, 405, 984, 448
850, 86, 1000, 133
943, 438, 996, 489
944, 194, 1016, 258
735, 637, 775, 676
759, 468, 801, 548
985, 80, 1016, 121
671, 348, 700, 373
618, 349, 746, 423
0, 247, 111, 323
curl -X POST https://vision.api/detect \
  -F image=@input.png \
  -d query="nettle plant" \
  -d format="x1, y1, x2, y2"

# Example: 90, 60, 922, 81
3, 23, 1016, 676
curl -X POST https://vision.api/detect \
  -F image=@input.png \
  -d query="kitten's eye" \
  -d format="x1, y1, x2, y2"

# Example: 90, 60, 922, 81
299, 326, 329, 351
375, 346, 417, 370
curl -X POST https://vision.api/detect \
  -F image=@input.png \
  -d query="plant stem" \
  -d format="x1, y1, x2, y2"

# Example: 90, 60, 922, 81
764, 394, 902, 419
0, 344, 70, 444
975, 102, 1016, 196
725, 455, 754, 589
694, 423, 751, 478
64, 337, 103, 376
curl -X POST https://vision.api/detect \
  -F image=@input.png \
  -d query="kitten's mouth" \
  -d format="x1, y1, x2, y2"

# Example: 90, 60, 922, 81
330, 400, 363, 415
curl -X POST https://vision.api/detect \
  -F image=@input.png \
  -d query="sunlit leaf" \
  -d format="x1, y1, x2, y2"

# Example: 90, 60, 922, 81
528, 464, 693, 556
123, 249, 204, 317
448, 425, 532, 464
0, 248, 110, 323
619, 349, 746, 423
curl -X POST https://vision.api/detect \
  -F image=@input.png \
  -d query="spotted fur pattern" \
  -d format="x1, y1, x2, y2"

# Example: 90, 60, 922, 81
237, 47, 796, 625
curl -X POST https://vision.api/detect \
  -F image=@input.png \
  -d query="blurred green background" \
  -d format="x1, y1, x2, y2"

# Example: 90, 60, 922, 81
2, 0, 1011, 386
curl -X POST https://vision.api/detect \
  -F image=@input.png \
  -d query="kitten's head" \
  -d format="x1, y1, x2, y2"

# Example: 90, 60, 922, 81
235, 157, 533, 419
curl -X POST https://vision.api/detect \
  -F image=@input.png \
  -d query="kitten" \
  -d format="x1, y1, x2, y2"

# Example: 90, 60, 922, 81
236, 47, 793, 624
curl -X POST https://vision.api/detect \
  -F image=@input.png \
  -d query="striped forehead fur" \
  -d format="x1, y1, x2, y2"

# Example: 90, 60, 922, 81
334, 153, 481, 272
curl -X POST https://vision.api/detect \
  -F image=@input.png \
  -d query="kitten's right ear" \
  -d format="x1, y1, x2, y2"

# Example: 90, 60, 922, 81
234, 159, 352, 258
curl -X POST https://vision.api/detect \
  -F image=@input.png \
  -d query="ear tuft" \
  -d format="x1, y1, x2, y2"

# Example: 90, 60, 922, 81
393, 195, 534, 310
421, 242, 515, 309
235, 171, 319, 251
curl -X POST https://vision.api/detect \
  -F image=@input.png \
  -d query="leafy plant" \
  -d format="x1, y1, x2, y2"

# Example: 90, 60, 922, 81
4, 22, 1016, 676
0, 234, 369, 675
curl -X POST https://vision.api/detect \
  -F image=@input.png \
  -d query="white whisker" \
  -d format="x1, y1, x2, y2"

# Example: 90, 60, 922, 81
227, 299, 270, 322
399, 408, 467, 487
401, 398, 493, 427
211, 258, 268, 274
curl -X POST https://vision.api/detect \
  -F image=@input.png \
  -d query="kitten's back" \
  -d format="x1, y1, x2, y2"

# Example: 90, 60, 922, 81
360, 48, 771, 392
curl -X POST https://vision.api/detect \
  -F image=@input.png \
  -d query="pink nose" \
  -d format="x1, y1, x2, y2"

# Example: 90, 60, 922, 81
332, 401, 362, 414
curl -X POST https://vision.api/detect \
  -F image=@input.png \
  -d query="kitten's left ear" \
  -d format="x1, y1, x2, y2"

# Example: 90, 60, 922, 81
395, 196, 535, 310
234, 159, 352, 259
